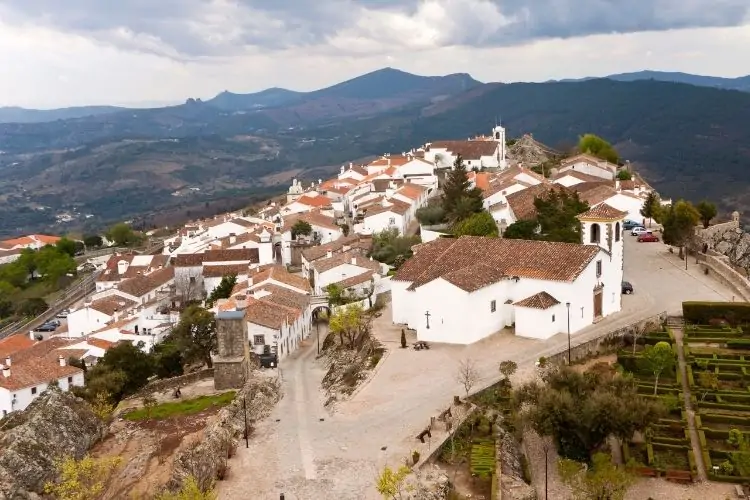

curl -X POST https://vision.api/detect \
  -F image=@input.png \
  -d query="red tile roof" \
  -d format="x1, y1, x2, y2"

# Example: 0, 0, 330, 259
117, 267, 174, 298
295, 194, 333, 208
203, 264, 250, 278
514, 291, 561, 309
394, 236, 600, 291
174, 248, 260, 267
577, 203, 628, 221
250, 265, 312, 293
428, 141, 500, 160
506, 185, 569, 221
301, 235, 372, 262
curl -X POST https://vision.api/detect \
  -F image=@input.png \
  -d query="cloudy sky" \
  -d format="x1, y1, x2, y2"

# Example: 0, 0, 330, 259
1, 0, 749, 109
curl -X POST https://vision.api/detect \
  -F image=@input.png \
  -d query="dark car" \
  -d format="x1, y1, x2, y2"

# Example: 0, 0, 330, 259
35, 323, 57, 332
622, 281, 634, 294
637, 233, 660, 243
623, 220, 642, 230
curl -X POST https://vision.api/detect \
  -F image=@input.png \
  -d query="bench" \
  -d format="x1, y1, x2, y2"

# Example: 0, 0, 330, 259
665, 470, 693, 484
634, 467, 658, 478
736, 484, 746, 499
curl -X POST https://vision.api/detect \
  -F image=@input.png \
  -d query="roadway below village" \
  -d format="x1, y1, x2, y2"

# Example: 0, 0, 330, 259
218, 235, 738, 500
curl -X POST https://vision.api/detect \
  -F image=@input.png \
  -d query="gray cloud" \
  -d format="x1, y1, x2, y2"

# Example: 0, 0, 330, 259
1, 0, 748, 58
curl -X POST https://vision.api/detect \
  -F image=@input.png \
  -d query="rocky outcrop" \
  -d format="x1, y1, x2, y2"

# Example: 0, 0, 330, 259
0, 387, 106, 500
167, 373, 281, 492
498, 426, 536, 500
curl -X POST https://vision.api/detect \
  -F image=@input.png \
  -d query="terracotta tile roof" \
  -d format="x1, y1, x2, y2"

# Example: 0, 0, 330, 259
312, 251, 381, 274
231, 280, 249, 296
428, 141, 499, 160
368, 155, 410, 168
174, 248, 260, 267
569, 182, 618, 206
253, 284, 310, 311
332, 271, 375, 289
577, 203, 627, 221
295, 194, 333, 208
229, 218, 254, 228
364, 199, 411, 217
442, 264, 509, 292
301, 235, 372, 262
219, 232, 261, 248
506, 184, 569, 221
514, 291, 561, 310
560, 154, 617, 171
395, 183, 427, 201
470, 172, 492, 191
86, 338, 115, 350
0, 336, 35, 360
394, 236, 600, 290
282, 210, 340, 232
250, 265, 312, 293
91, 317, 137, 334
0, 338, 85, 390
0, 248, 23, 257
203, 264, 250, 278
553, 169, 608, 184
117, 267, 174, 298
244, 297, 298, 330
89, 297, 137, 316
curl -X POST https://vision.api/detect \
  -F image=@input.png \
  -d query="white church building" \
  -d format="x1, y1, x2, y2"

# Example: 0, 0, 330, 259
423, 125, 508, 170
391, 203, 626, 343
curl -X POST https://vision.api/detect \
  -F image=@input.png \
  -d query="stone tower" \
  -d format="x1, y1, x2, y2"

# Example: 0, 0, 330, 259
213, 310, 250, 390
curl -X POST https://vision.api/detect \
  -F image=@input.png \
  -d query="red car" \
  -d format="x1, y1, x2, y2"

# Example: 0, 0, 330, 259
637, 233, 659, 242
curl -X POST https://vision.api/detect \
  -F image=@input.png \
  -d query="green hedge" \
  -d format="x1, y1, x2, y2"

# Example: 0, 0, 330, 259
708, 473, 750, 484
727, 340, 750, 349
696, 400, 750, 412
683, 301, 750, 327
699, 430, 707, 448
700, 413, 750, 426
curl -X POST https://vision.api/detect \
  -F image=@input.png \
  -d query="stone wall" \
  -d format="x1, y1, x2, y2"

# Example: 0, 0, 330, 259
133, 369, 214, 398
546, 311, 667, 366
697, 253, 750, 302
214, 359, 248, 390
696, 214, 740, 244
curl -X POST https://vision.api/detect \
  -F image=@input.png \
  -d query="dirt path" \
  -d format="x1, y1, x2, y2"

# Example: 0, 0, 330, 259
669, 316, 708, 481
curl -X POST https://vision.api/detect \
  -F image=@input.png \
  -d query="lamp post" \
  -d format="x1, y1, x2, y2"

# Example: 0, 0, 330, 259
316, 316, 320, 355
566, 302, 571, 365
242, 396, 249, 448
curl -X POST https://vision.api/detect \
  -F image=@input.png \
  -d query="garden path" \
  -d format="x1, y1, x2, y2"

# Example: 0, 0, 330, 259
670, 315, 708, 481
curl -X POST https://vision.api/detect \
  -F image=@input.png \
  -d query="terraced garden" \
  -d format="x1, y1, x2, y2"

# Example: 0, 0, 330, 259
616, 327, 697, 481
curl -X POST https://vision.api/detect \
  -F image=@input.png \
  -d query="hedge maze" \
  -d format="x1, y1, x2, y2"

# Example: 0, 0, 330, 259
617, 327, 696, 481
683, 301, 750, 483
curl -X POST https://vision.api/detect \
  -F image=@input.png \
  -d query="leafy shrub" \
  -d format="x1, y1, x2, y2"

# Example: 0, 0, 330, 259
416, 205, 447, 226
470, 439, 495, 478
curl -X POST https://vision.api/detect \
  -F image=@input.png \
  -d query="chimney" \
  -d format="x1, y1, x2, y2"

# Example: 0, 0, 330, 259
229, 233, 236, 245
4, 356, 9, 367
117, 259, 129, 276
113, 309, 120, 322
2, 366, 9, 378
326, 250, 333, 259
351, 256, 357, 265
349, 162, 353, 169
59, 355, 66, 367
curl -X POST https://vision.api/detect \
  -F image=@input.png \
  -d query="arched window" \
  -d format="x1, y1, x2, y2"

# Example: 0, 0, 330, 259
590, 223, 601, 243
495, 131, 501, 140
615, 222, 621, 242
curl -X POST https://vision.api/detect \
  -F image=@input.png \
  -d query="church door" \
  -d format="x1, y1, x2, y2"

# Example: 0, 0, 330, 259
593, 287, 603, 319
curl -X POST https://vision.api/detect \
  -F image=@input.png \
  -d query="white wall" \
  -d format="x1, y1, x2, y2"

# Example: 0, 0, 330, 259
66, 307, 112, 337
514, 303, 563, 339
599, 195, 645, 224
315, 262, 376, 294
363, 211, 406, 236
559, 161, 614, 180
0, 371, 85, 416
420, 227, 450, 243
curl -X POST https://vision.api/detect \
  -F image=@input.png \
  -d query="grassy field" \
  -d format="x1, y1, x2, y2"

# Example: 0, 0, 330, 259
124, 391, 236, 421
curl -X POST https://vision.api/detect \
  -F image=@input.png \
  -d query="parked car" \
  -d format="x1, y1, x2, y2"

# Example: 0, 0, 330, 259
47, 319, 61, 327
56, 309, 70, 318
637, 233, 660, 243
623, 220, 641, 230
622, 281, 634, 294
631, 226, 648, 236
34, 323, 57, 332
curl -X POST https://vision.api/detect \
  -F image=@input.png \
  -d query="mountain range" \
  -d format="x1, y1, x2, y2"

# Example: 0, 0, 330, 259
0, 67, 748, 237
556, 70, 750, 92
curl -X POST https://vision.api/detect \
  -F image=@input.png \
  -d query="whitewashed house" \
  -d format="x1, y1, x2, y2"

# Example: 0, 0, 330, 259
361, 199, 412, 235
423, 126, 508, 170
282, 193, 335, 217
300, 235, 373, 280
557, 154, 618, 181
311, 251, 383, 295
66, 296, 138, 337
0, 338, 86, 417
391, 204, 626, 343
394, 158, 439, 188
337, 163, 368, 182
95, 253, 170, 291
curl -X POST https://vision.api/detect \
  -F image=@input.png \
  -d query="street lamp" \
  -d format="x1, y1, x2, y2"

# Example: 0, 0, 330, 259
566, 302, 571, 365
242, 396, 249, 448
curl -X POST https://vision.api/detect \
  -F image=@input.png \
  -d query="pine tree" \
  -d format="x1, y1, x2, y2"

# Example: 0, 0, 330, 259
441, 155, 483, 222
640, 191, 660, 226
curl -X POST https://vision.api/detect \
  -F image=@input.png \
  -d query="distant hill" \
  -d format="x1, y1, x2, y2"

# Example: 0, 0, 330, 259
205, 87, 303, 110
558, 70, 750, 92
0, 105, 124, 124
0, 71, 749, 237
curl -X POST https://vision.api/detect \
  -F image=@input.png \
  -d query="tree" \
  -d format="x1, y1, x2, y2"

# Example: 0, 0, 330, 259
152, 338, 185, 379
534, 188, 589, 243
558, 452, 634, 500
107, 222, 140, 247
662, 200, 700, 257
639, 341, 675, 395
503, 219, 538, 240
400, 329, 407, 348
142, 395, 158, 418
456, 358, 480, 399
55, 237, 78, 257
206, 273, 237, 307
441, 155, 483, 222
16, 297, 47, 317
155, 476, 217, 500
44, 455, 122, 500
516, 367, 665, 461
375, 465, 411, 500
97, 342, 154, 398
291, 220, 312, 239
339, 223, 350, 237
90, 391, 116, 421
499, 360, 518, 381
616, 169, 632, 181
639, 191, 661, 227
697, 368, 719, 401
578, 133, 619, 164
173, 305, 218, 368
329, 303, 372, 349
452, 211, 498, 237
415, 205, 447, 226
83, 234, 103, 249
696, 200, 717, 229
370, 228, 420, 265
35, 245, 76, 283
